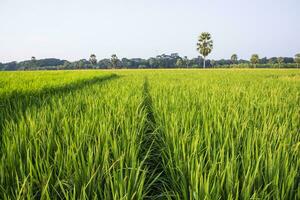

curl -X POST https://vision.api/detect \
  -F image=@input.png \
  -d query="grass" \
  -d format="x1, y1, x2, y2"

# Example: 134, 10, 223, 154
0, 72, 152, 199
0, 70, 112, 97
147, 69, 300, 199
0, 69, 299, 199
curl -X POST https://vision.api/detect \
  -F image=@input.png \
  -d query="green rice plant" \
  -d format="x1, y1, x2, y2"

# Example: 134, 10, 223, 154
146, 69, 300, 200
0, 69, 299, 199
0, 70, 112, 97
0, 73, 155, 199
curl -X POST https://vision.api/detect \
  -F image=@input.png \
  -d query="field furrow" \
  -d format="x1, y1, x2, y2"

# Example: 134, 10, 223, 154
139, 78, 170, 199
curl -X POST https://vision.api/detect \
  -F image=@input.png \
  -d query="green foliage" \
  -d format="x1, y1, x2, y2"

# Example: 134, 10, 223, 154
183, 56, 190, 68
295, 53, 300, 68
111, 54, 119, 68
197, 32, 213, 57
277, 57, 284, 68
89, 54, 97, 66
250, 54, 259, 67
268, 57, 277, 65
210, 59, 216, 67
231, 54, 238, 64
197, 32, 213, 68
0, 55, 299, 70
176, 59, 183, 68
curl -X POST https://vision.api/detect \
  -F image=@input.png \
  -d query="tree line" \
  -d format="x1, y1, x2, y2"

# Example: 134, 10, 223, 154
1, 33, 299, 70
1, 54, 298, 71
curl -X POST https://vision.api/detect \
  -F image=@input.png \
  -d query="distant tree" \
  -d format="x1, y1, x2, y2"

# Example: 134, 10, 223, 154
138, 65, 147, 69
111, 54, 119, 68
211, 59, 216, 68
149, 58, 159, 68
268, 57, 277, 67
121, 58, 130, 68
98, 59, 111, 69
78, 60, 86, 69
280, 57, 292, 64
250, 54, 259, 68
277, 57, 284, 68
0, 62, 3, 70
170, 53, 179, 59
231, 54, 238, 65
4, 61, 18, 70
183, 56, 190, 68
192, 56, 203, 67
260, 57, 268, 64
295, 54, 300, 68
176, 59, 183, 68
63, 61, 71, 69
36, 58, 64, 67
31, 56, 37, 68
89, 54, 97, 68
197, 32, 213, 68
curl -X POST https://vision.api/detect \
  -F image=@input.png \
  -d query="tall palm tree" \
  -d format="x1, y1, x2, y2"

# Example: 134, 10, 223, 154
89, 54, 97, 67
31, 56, 37, 68
250, 54, 259, 68
231, 54, 238, 65
197, 32, 213, 68
111, 54, 119, 68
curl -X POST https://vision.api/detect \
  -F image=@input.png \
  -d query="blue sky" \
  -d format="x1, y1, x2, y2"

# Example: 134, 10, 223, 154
0, 0, 299, 62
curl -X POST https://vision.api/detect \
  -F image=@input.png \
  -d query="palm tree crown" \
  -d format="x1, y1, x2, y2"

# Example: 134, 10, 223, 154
111, 54, 119, 68
197, 32, 213, 68
89, 54, 97, 66
231, 54, 238, 64
250, 54, 259, 67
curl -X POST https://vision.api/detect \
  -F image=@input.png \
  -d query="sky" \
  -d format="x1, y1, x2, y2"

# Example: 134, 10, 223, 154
0, 0, 299, 62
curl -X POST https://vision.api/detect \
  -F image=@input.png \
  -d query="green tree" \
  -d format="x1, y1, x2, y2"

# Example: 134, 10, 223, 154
183, 56, 190, 68
78, 60, 85, 69
89, 54, 97, 67
176, 59, 183, 68
231, 54, 238, 65
149, 58, 158, 68
211, 59, 216, 68
250, 54, 259, 68
295, 54, 300, 68
31, 56, 37, 69
63, 61, 71, 69
197, 32, 213, 68
277, 57, 284, 68
111, 54, 119, 68
268, 57, 277, 67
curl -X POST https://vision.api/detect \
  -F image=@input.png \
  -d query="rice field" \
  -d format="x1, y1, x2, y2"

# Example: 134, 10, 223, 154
0, 69, 299, 199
